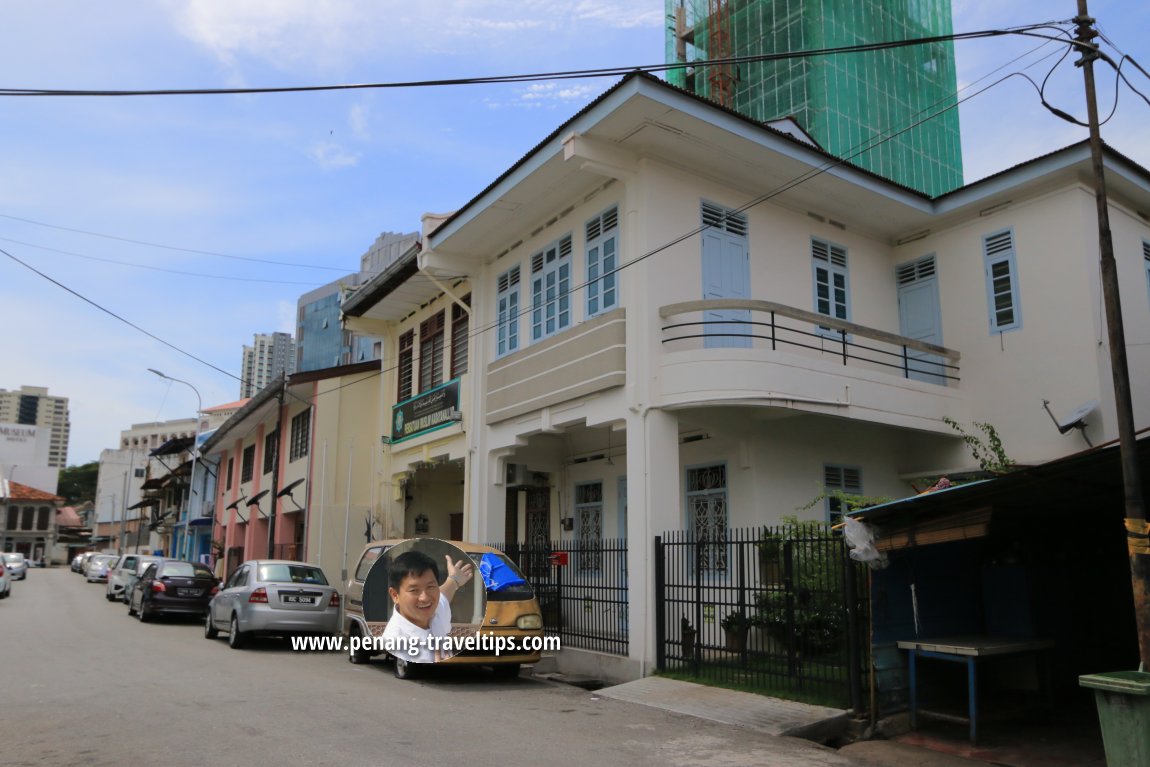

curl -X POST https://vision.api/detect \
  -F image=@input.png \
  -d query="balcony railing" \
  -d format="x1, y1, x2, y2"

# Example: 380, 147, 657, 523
659, 299, 960, 385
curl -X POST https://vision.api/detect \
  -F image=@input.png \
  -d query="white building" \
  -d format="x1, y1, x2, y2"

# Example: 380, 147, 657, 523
391, 73, 1150, 680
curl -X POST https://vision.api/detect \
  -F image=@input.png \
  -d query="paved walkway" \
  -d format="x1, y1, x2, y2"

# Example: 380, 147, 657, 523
594, 677, 989, 767
596, 676, 849, 739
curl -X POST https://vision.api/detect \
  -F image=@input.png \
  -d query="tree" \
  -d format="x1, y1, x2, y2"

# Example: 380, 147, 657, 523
57, 462, 99, 504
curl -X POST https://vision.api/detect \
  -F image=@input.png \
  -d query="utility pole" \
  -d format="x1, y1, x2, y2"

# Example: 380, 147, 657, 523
1075, 1, 1150, 670
266, 379, 285, 559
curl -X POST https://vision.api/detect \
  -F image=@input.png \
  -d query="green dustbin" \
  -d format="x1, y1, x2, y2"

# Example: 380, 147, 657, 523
1079, 670, 1150, 767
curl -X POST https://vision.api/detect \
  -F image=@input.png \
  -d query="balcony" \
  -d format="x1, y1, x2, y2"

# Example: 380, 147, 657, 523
658, 299, 962, 432
486, 308, 626, 424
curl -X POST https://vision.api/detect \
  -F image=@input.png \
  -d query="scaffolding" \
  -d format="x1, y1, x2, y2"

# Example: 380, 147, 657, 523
665, 0, 964, 196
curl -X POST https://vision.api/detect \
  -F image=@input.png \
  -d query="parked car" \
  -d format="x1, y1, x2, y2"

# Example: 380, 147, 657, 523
0, 561, 10, 599
2, 553, 28, 580
343, 539, 543, 679
76, 552, 98, 575
206, 560, 341, 649
85, 554, 119, 583
105, 554, 144, 601
121, 556, 165, 603
128, 560, 218, 621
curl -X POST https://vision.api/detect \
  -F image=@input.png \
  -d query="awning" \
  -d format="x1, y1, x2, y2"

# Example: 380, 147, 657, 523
127, 498, 161, 510
140, 478, 165, 490
150, 436, 194, 457
848, 431, 1150, 551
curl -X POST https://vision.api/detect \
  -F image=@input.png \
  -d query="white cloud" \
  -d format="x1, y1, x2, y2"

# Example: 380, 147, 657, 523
169, 1, 663, 71
309, 141, 361, 169
349, 103, 371, 141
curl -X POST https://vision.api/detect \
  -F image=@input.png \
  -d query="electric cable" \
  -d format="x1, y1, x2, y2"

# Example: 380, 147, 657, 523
0, 22, 1076, 98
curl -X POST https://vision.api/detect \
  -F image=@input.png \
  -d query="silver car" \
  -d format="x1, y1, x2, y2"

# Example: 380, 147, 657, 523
2, 553, 27, 580
205, 560, 341, 649
86, 554, 119, 583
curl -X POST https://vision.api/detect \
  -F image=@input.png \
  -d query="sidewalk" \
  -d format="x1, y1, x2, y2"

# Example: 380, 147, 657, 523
593, 677, 987, 767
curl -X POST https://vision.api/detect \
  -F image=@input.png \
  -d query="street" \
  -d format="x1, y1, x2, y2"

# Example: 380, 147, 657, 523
0, 568, 860, 767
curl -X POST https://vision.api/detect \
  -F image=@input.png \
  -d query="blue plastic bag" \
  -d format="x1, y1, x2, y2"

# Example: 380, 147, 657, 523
479, 552, 526, 592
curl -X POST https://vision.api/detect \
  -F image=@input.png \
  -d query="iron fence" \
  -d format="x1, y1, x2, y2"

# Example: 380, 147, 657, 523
656, 525, 868, 711
490, 538, 629, 655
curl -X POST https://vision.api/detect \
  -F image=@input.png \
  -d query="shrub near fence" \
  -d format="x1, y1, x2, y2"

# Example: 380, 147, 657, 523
489, 538, 629, 656
656, 524, 867, 710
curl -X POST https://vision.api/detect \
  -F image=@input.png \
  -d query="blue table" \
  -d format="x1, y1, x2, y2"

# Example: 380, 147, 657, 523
897, 636, 1055, 744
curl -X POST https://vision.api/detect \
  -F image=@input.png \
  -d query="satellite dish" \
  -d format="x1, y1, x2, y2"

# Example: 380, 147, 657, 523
1057, 399, 1099, 434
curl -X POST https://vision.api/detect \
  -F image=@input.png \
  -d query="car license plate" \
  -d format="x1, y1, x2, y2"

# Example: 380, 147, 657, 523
178, 588, 200, 597
283, 595, 315, 604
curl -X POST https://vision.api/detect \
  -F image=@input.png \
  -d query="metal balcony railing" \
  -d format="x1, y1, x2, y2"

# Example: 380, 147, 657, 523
660, 299, 961, 385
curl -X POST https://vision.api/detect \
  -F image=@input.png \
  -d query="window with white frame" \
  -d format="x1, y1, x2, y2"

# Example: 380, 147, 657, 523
586, 207, 619, 317
686, 464, 728, 572
531, 234, 572, 341
983, 229, 1022, 332
824, 464, 862, 525
496, 265, 520, 357
812, 238, 850, 332
575, 481, 603, 572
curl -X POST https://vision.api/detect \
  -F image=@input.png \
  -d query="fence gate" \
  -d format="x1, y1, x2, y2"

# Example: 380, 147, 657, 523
655, 526, 868, 711
491, 538, 629, 656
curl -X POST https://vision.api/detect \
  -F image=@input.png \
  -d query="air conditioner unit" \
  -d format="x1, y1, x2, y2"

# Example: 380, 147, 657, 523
505, 463, 530, 487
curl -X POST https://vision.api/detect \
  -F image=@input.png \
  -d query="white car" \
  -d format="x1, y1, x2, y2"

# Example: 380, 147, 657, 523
2, 553, 27, 580
0, 560, 11, 598
106, 553, 145, 602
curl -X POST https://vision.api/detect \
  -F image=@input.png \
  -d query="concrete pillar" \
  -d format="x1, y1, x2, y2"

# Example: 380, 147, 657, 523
625, 406, 679, 675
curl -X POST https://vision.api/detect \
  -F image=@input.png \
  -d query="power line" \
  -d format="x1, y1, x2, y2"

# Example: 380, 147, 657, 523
0, 236, 329, 286
0, 23, 1074, 98
0, 213, 349, 272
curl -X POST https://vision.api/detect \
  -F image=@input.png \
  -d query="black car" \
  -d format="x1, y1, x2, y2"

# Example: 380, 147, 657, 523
128, 560, 218, 622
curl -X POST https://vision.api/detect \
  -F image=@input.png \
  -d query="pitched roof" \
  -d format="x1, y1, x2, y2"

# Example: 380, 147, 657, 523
204, 399, 250, 412
2, 480, 64, 502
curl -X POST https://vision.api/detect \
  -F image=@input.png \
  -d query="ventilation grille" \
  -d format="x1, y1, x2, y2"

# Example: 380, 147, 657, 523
586, 206, 619, 241
825, 465, 861, 493
497, 266, 520, 293
897, 256, 937, 285
984, 230, 1014, 258
701, 202, 748, 237
812, 239, 847, 268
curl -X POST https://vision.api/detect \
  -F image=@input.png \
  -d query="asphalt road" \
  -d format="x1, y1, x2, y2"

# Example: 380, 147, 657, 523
0, 568, 857, 767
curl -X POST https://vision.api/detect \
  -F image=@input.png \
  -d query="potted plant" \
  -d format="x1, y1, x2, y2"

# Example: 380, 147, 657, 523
758, 533, 783, 583
720, 610, 751, 652
680, 617, 697, 660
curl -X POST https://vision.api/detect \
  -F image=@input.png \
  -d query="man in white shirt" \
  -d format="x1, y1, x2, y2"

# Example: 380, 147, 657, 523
381, 549, 475, 663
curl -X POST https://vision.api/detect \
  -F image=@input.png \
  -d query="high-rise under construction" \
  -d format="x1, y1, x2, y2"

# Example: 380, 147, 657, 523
666, 0, 963, 196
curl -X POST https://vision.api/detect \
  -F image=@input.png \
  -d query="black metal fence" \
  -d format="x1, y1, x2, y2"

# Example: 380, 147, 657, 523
490, 538, 629, 656
656, 526, 868, 710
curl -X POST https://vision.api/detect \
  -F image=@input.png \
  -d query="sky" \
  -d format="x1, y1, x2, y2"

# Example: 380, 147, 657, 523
1, 1, 1147, 466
